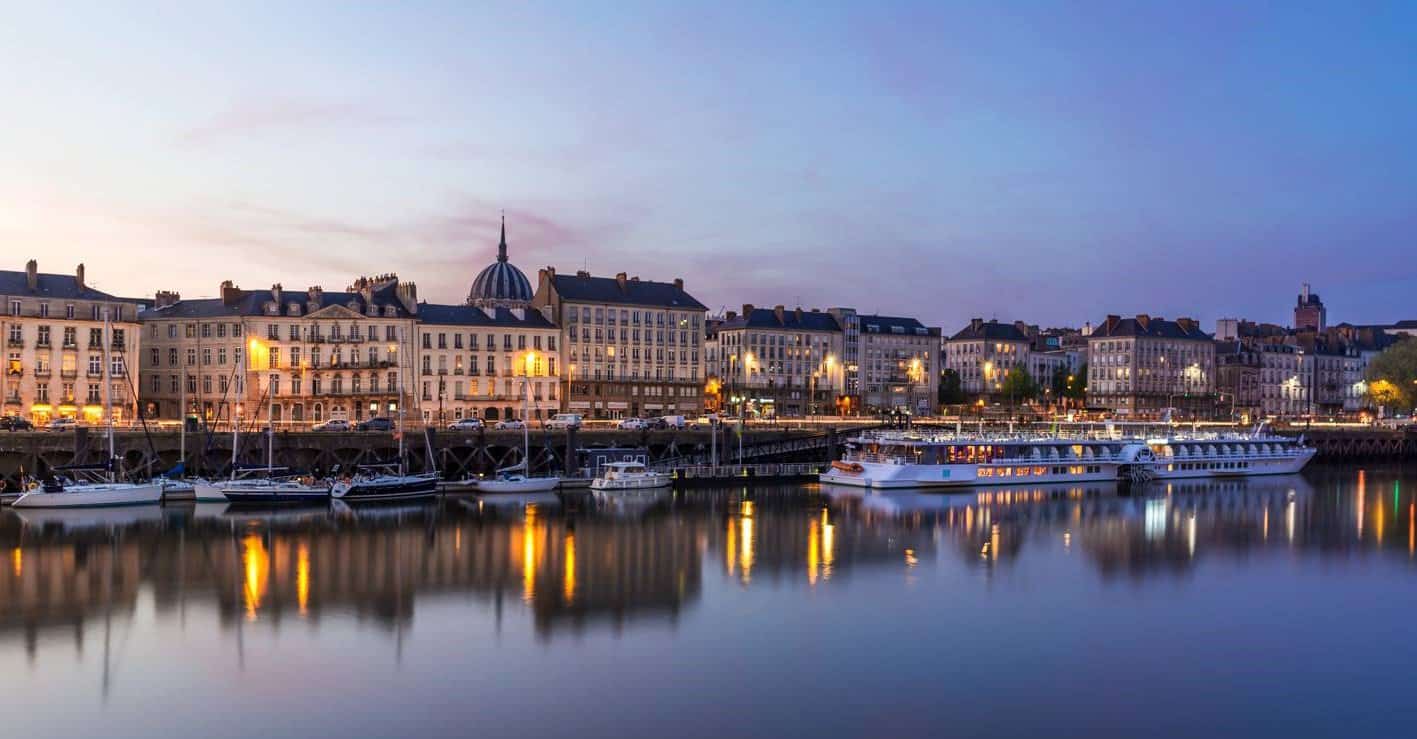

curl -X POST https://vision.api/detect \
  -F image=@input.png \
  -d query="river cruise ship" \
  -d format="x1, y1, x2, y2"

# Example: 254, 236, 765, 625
820, 431, 1156, 489
820, 426, 1314, 489
1146, 429, 1316, 480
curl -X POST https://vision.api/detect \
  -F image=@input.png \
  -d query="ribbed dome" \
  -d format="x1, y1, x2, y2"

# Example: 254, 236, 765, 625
468, 215, 533, 308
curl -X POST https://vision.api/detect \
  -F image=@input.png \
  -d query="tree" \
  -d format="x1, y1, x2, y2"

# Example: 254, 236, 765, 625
1050, 366, 1069, 398
938, 368, 965, 405
1365, 340, 1417, 412
1367, 379, 1407, 411
1000, 366, 1040, 403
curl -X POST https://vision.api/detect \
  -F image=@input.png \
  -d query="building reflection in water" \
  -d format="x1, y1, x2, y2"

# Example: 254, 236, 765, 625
2, 465, 1415, 663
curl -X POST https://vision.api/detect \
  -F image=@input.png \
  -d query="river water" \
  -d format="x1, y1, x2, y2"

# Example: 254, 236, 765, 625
2, 464, 1415, 738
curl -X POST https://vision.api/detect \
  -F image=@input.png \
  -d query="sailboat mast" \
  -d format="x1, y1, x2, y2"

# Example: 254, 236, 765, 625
103, 307, 114, 466
178, 365, 186, 467
230, 405, 239, 480
266, 377, 274, 475
397, 326, 406, 476
523, 374, 532, 471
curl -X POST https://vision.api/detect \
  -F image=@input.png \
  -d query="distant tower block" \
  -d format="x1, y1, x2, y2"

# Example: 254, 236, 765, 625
1294, 283, 1326, 332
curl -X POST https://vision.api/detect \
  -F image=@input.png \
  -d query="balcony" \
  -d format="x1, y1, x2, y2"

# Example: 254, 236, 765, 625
3, 396, 20, 406
5, 338, 22, 348
62, 341, 78, 350
34, 367, 52, 378
60, 369, 78, 379
36, 340, 51, 349
421, 368, 432, 376
87, 370, 105, 379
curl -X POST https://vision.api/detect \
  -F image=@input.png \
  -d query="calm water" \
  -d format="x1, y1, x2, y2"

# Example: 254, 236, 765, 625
3, 465, 1416, 738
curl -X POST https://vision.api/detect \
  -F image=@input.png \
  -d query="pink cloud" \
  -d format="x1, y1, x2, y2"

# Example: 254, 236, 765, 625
178, 97, 405, 144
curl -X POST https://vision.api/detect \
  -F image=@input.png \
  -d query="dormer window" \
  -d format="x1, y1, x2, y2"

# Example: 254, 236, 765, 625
367, 305, 378, 316
384, 305, 396, 317
289, 302, 301, 316
266, 302, 279, 315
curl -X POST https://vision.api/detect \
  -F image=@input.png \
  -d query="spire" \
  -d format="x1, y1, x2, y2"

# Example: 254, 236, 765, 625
497, 211, 508, 262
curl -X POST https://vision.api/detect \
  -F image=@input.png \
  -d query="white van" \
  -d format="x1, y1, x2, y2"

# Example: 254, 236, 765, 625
657, 415, 689, 429
546, 413, 583, 430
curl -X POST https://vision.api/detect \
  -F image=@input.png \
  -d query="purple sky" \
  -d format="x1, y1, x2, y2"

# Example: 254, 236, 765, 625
2, 1, 1414, 332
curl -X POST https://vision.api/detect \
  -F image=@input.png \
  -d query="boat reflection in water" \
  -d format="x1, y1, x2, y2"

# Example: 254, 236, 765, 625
3, 465, 1417, 734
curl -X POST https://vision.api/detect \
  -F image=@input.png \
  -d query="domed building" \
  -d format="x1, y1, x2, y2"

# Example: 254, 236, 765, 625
468, 215, 533, 309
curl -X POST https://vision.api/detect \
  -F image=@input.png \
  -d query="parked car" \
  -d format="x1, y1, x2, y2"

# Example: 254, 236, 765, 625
657, 415, 689, 429
448, 418, 485, 431
1, 415, 34, 431
47, 417, 79, 431
545, 413, 583, 430
356, 417, 393, 432
313, 419, 351, 432
617, 417, 650, 431
495, 418, 526, 430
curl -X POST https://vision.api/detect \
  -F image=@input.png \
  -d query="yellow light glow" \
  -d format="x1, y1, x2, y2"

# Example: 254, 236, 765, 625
521, 505, 540, 603
242, 534, 270, 621
807, 518, 820, 586
296, 543, 311, 616
563, 531, 576, 604
11, 548, 21, 578
738, 500, 755, 583
821, 508, 835, 581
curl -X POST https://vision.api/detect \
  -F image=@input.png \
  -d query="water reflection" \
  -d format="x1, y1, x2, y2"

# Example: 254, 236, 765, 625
2, 465, 1415, 662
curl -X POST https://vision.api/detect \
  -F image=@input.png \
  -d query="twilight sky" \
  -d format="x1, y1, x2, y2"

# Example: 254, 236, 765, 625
2, 1, 1414, 332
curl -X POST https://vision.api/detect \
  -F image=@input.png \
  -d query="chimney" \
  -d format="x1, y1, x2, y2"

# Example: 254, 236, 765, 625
25, 260, 37, 290
795, 307, 803, 323
75, 263, 86, 291
631, 275, 640, 282
725, 310, 737, 322
1084, 321, 1093, 336
616, 272, 628, 291
220, 280, 242, 306
774, 305, 786, 325
1176, 317, 1197, 334
576, 270, 590, 278
271, 283, 283, 306
673, 278, 684, 291
970, 318, 983, 332
1135, 314, 1150, 330
395, 282, 418, 315
1104, 315, 1121, 333
742, 304, 755, 318
154, 290, 181, 309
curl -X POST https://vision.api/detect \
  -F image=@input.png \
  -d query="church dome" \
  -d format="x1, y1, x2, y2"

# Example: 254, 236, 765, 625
468, 216, 533, 308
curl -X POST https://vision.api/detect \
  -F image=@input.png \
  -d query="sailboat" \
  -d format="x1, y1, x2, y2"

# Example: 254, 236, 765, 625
478, 371, 559, 494
331, 327, 439, 504
201, 384, 329, 504
12, 309, 164, 509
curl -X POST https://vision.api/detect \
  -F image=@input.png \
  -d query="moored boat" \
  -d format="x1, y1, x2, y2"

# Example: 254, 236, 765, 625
590, 461, 671, 491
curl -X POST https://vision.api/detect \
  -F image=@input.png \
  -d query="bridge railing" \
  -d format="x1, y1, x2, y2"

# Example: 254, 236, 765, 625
667, 463, 826, 479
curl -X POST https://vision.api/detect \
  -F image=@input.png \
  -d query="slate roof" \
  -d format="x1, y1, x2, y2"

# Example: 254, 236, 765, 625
139, 285, 412, 320
1090, 316, 1212, 342
948, 320, 1028, 342
550, 274, 706, 311
418, 303, 556, 328
0, 269, 139, 303
719, 308, 842, 332
859, 314, 938, 337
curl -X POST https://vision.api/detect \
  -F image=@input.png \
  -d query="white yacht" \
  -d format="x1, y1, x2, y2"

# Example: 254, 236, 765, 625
478, 372, 560, 494
12, 471, 165, 509
590, 461, 671, 491
12, 312, 164, 510
820, 430, 1154, 489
